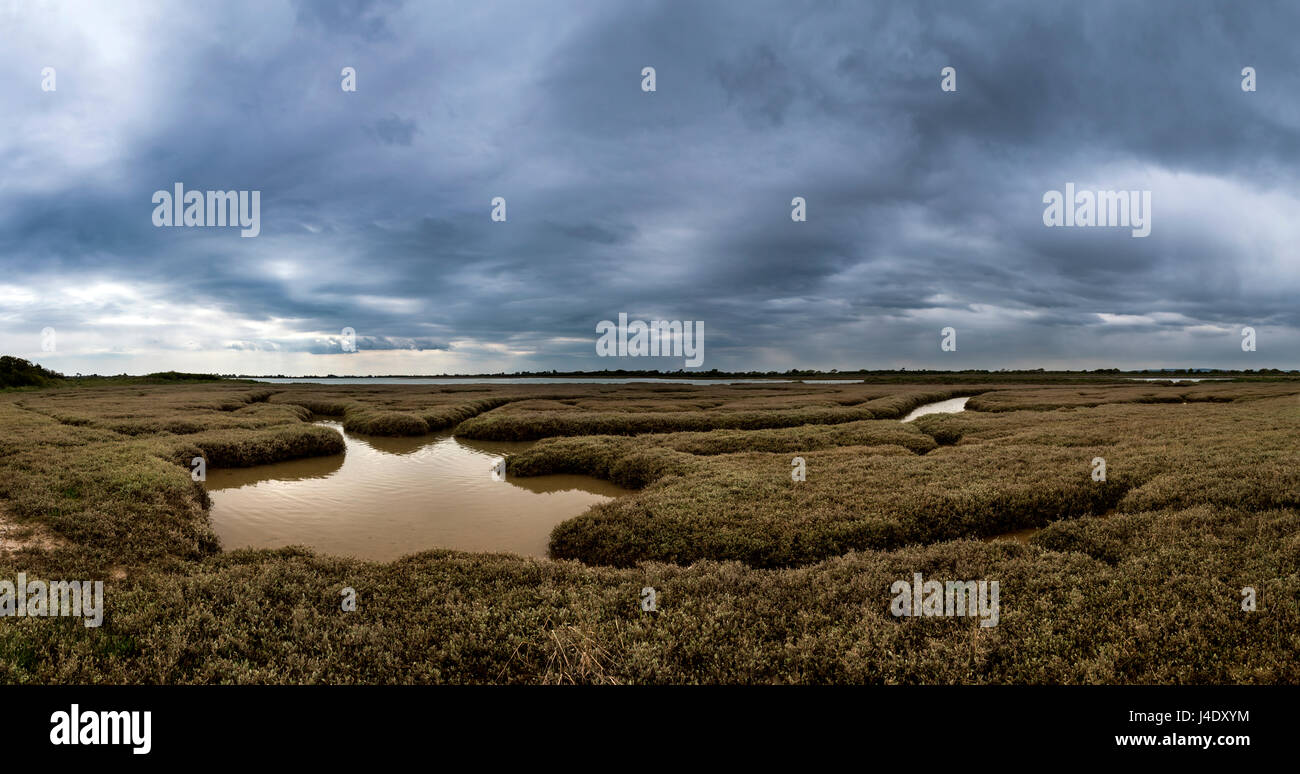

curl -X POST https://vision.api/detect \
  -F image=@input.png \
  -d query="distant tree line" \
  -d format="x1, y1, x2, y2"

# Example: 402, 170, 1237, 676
0, 356, 64, 387
0, 356, 224, 388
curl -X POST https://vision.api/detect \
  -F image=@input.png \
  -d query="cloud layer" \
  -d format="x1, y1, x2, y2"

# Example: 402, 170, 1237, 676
2, 0, 1297, 374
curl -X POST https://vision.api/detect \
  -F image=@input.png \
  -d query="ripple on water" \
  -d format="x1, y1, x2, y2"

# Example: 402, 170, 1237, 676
204, 422, 629, 562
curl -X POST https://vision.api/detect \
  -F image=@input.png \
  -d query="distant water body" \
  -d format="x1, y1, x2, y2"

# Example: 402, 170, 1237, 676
251, 377, 860, 385
1125, 378, 1230, 382
250, 376, 1231, 385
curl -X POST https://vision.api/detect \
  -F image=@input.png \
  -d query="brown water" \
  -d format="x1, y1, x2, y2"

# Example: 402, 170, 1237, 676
205, 422, 628, 561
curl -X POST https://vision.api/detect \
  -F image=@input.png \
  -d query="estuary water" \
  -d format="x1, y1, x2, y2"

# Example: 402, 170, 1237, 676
205, 421, 627, 561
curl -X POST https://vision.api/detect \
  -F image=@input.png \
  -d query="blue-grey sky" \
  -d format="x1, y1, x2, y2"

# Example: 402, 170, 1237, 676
2, 0, 1298, 375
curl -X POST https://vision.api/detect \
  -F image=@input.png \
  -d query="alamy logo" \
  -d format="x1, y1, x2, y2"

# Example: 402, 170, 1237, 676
1, 573, 103, 627
152, 183, 261, 237
50, 704, 151, 755
890, 572, 1000, 628
595, 312, 704, 367
1042, 183, 1150, 238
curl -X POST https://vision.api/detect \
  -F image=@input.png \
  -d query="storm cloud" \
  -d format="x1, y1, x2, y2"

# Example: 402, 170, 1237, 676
1, 0, 1297, 374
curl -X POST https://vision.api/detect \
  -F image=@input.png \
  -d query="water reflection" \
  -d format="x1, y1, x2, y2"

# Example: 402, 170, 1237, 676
205, 452, 344, 487
205, 421, 628, 561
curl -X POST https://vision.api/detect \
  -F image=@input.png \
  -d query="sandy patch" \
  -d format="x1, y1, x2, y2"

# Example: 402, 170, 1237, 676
0, 503, 65, 553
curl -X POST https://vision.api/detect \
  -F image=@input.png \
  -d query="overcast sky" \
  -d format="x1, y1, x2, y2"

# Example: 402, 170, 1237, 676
2, 0, 1298, 375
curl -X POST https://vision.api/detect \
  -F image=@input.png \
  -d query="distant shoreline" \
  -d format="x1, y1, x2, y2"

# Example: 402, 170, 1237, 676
234, 369, 1291, 380
245, 374, 1246, 386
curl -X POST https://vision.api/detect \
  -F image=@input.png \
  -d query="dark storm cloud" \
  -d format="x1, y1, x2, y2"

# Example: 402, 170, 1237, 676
229, 335, 449, 354
369, 114, 418, 146
1, 0, 1298, 374
716, 45, 801, 127
291, 0, 403, 41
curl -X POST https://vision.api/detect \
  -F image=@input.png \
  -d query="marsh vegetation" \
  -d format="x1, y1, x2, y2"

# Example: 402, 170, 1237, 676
1, 378, 1297, 683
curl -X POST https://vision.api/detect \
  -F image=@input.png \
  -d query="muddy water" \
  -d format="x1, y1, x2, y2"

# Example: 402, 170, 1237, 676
900, 396, 970, 422
205, 422, 628, 561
